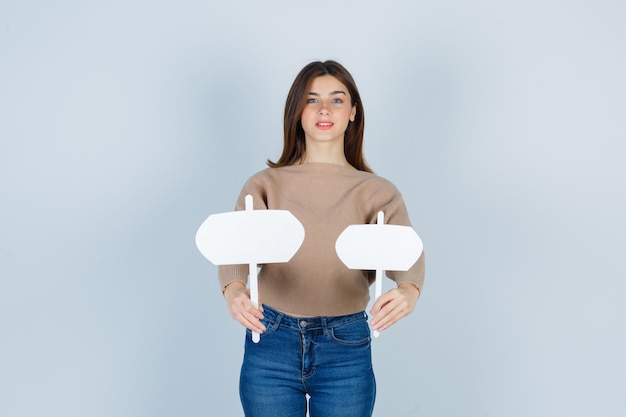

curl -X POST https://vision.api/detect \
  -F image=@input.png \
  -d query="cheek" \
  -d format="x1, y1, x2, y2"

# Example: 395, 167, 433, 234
299, 111, 316, 132
333, 104, 351, 116
300, 107, 315, 122
338, 108, 354, 122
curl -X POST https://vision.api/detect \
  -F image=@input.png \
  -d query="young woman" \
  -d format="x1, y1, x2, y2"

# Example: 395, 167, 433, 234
218, 60, 425, 417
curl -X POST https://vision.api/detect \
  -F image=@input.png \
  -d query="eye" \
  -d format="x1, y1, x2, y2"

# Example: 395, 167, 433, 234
332, 98, 343, 104
307, 98, 318, 104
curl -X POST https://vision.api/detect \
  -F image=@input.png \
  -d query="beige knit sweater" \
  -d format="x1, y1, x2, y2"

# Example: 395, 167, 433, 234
218, 162, 425, 317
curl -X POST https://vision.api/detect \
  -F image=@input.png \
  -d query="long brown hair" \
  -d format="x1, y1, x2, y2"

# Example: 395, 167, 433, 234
267, 60, 372, 173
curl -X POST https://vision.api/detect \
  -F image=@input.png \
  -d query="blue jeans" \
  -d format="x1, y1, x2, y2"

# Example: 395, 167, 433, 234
240, 305, 376, 417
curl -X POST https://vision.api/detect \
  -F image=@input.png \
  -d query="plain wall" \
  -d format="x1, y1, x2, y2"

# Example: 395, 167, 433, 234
1, 1, 625, 416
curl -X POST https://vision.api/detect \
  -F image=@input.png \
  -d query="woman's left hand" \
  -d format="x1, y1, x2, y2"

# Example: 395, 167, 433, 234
370, 282, 420, 332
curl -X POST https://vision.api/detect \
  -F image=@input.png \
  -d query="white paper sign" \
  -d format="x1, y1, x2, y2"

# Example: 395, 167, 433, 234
335, 211, 423, 337
335, 223, 423, 271
195, 206, 304, 265
195, 195, 305, 343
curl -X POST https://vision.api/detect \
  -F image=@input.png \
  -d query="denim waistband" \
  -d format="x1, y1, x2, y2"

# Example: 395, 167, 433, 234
261, 304, 368, 332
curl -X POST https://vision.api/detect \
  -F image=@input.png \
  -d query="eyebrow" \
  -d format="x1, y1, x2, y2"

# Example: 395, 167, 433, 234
308, 90, 347, 96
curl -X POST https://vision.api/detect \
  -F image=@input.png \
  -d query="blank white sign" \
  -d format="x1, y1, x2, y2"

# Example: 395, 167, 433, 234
335, 224, 423, 271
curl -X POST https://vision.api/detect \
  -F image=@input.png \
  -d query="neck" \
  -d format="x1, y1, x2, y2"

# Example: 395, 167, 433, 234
302, 140, 350, 167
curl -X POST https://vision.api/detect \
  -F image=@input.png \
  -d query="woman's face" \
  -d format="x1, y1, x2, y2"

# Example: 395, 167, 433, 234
300, 75, 357, 146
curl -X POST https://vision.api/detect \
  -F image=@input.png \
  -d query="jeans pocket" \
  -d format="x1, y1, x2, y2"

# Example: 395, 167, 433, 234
329, 318, 371, 346
249, 316, 277, 339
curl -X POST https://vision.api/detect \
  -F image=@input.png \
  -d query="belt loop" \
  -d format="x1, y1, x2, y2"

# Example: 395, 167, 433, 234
321, 317, 329, 335
272, 312, 284, 331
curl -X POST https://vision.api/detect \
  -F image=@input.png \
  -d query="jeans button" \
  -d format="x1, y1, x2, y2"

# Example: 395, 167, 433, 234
300, 320, 308, 327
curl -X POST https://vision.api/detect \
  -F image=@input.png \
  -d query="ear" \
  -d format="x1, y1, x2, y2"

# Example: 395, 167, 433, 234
350, 103, 357, 122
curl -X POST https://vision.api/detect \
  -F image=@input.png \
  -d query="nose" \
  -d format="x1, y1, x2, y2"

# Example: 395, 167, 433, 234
318, 101, 330, 116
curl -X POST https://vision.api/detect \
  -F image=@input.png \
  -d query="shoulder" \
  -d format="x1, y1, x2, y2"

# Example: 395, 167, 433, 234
244, 167, 273, 182
246, 167, 288, 184
242, 165, 401, 196
242, 167, 280, 185
238, 166, 295, 195
357, 171, 402, 195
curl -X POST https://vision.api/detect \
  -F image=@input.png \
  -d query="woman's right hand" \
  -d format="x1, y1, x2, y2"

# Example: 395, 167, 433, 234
223, 281, 266, 333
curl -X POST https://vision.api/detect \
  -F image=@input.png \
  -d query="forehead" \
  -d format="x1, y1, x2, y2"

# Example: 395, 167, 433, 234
307, 75, 350, 95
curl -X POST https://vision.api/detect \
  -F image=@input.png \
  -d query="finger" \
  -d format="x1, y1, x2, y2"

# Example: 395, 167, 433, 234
370, 298, 395, 328
243, 303, 264, 319
244, 317, 267, 333
380, 298, 415, 329
373, 307, 405, 331
371, 287, 404, 313
231, 292, 261, 315
242, 293, 264, 318
229, 302, 264, 329
371, 291, 397, 315
238, 310, 267, 333
371, 296, 412, 330
238, 303, 264, 321
243, 303, 266, 325
371, 300, 395, 328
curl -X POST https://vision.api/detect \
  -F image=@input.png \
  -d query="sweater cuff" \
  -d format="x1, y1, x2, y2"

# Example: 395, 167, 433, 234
386, 251, 425, 292
218, 264, 249, 293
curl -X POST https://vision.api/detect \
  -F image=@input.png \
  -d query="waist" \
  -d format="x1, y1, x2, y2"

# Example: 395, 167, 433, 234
261, 304, 368, 331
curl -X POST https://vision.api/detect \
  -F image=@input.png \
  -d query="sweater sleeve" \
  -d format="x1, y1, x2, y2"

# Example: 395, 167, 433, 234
217, 174, 269, 292
377, 182, 426, 292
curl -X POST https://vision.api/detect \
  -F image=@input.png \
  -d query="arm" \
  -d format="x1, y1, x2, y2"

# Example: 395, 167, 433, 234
222, 280, 266, 333
369, 182, 425, 332
218, 173, 269, 332
370, 281, 420, 332
371, 250, 425, 332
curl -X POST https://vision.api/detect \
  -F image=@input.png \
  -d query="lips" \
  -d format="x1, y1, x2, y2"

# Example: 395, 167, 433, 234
316, 121, 334, 130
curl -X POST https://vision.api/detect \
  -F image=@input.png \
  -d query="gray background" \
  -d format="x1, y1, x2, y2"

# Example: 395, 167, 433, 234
1, 1, 625, 416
